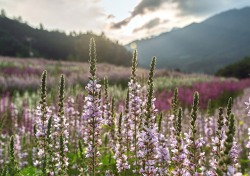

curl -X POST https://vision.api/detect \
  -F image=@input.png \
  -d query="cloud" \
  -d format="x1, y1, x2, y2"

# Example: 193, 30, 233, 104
110, 16, 132, 29
133, 18, 162, 32
172, 0, 250, 17
131, 0, 168, 17
107, 14, 115, 19
173, 0, 228, 16
0, 0, 107, 32
110, 0, 250, 30
132, 0, 235, 17
110, 0, 169, 29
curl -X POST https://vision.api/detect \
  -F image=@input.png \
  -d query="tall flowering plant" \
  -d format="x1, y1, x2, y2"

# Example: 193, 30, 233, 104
185, 92, 205, 175
82, 38, 103, 175
50, 75, 69, 175
171, 107, 189, 175
127, 50, 143, 173
34, 70, 51, 174
6, 136, 20, 175
138, 57, 160, 175
113, 89, 132, 174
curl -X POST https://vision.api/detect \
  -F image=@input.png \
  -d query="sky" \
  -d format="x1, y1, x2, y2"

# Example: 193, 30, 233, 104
1, 0, 250, 44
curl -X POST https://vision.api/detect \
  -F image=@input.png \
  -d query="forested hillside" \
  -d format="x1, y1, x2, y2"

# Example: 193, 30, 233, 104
216, 56, 250, 79
0, 14, 132, 66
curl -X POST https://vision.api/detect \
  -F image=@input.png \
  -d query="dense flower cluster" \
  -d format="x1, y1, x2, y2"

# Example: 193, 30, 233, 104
34, 105, 53, 167
83, 79, 102, 158
114, 114, 130, 173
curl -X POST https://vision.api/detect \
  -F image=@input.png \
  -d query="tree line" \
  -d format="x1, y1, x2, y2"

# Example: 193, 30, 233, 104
0, 11, 132, 66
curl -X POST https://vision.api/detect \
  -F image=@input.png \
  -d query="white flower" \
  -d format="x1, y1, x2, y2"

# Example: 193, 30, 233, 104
245, 97, 250, 109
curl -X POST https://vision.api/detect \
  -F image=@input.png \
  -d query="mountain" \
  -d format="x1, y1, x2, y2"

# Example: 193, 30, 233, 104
0, 15, 132, 66
126, 7, 250, 74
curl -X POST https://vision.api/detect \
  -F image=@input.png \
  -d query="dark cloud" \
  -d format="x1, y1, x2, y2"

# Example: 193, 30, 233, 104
131, 0, 168, 17
110, 16, 132, 29
133, 18, 162, 32
132, 0, 227, 17
107, 14, 115, 19
110, 0, 168, 29
173, 0, 227, 16
130, 0, 241, 18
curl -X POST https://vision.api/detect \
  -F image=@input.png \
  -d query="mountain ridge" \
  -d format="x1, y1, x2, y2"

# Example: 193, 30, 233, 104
126, 7, 250, 74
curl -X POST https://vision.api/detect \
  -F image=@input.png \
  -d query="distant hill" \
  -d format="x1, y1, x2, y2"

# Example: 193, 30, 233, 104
126, 7, 250, 74
0, 15, 132, 66
216, 56, 250, 79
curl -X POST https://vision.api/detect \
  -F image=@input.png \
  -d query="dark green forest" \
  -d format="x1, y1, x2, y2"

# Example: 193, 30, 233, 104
0, 12, 132, 66
215, 56, 250, 79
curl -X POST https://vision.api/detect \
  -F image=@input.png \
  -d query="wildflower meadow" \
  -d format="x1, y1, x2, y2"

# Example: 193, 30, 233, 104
0, 38, 250, 176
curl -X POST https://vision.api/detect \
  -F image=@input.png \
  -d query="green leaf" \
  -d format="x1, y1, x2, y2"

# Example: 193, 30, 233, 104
20, 167, 42, 176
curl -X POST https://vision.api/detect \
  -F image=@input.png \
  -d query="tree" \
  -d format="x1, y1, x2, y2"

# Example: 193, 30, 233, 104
39, 23, 44, 30
1, 9, 6, 17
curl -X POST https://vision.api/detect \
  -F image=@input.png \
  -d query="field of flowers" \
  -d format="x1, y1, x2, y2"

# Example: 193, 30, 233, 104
0, 55, 175, 93
0, 38, 250, 175
1, 54, 247, 109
